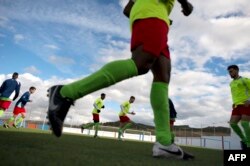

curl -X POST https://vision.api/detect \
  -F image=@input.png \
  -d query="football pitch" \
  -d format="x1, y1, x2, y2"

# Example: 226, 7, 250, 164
0, 127, 223, 166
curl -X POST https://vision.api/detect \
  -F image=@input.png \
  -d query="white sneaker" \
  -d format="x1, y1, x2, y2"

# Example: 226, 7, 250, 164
152, 142, 184, 159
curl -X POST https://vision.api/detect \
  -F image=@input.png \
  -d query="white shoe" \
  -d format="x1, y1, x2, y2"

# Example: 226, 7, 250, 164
152, 142, 184, 159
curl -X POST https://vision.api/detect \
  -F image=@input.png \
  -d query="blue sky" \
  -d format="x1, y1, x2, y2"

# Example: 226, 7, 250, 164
0, 0, 130, 78
0, 0, 250, 127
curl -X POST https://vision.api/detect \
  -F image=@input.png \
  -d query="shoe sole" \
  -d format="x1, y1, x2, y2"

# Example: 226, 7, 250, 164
48, 111, 63, 137
152, 145, 190, 160
47, 86, 63, 137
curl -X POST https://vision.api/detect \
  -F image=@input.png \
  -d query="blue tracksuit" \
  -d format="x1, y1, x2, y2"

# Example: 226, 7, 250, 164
15, 91, 30, 108
169, 99, 177, 119
0, 78, 21, 100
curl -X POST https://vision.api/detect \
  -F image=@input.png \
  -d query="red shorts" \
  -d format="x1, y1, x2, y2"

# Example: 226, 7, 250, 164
92, 113, 100, 122
13, 106, 26, 116
131, 18, 170, 59
231, 105, 250, 116
119, 116, 130, 123
0, 100, 11, 110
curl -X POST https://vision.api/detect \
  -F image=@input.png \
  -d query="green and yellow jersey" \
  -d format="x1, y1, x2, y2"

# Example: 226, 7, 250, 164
230, 77, 250, 105
92, 97, 104, 114
129, 0, 175, 27
119, 101, 131, 116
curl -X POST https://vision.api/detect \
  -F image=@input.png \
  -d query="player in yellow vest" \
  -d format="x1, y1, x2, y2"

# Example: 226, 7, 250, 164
81, 93, 106, 138
118, 96, 135, 140
227, 65, 250, 150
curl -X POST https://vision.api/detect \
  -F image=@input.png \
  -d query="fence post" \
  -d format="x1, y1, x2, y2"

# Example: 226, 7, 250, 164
222, 136, 224, 150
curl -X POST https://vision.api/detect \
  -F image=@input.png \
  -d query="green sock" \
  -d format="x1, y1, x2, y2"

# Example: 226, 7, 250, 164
150, 82, 171, 146
84, 123, 95, 129
94, 123, 99, 136
230, 122, 246, 142
0, 110, 4, 117
60, 59, 138, 100
16, 117, 24, 126
241, 121, 250, 147
122, 123, 132, 132
6, 117, 14, 125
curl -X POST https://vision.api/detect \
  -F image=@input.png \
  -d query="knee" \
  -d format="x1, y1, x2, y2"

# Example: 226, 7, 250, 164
131, 51, 155, 75
132, 59, 151, 75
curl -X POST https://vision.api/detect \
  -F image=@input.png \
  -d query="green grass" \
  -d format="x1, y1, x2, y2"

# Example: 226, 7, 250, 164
0, 127, 223, 166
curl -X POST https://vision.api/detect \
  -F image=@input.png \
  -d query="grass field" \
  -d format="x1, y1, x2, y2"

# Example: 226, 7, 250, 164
0, 127, 224, 166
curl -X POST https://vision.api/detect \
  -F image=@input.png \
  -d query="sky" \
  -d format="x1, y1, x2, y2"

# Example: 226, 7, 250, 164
0, 0, 250, 128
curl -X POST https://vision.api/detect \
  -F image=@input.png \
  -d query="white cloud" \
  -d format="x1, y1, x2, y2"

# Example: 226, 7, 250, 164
119, 0, 128, 8
44, 44, 59, 50
168, 0, 250, 68
0, 16, 8, 28
14, 34, 25, 43
24, 66, 41, 74
48, 55, 75, 65
0, 0, 129, 38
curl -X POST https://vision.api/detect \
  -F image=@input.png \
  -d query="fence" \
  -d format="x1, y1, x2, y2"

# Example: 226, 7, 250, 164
0, 118, 238, 150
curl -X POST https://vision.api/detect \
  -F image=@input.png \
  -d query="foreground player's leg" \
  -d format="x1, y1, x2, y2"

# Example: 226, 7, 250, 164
150, 55, 194, 160
151, 82, 172, 145
61, 59, 138, 100
48, 59, 138, 137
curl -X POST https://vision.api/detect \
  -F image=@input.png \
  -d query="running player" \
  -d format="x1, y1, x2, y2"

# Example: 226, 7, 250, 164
47, 0, 193, 160
4, 86, 36, 128
81, 93, 106, 138
0, 72, 21, 117
118, 96, 135, 140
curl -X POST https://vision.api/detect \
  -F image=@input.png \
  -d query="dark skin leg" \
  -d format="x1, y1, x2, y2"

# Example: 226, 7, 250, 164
151, 54, 171, 83
131, 45, 171, 83
131, 45, 157, 75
